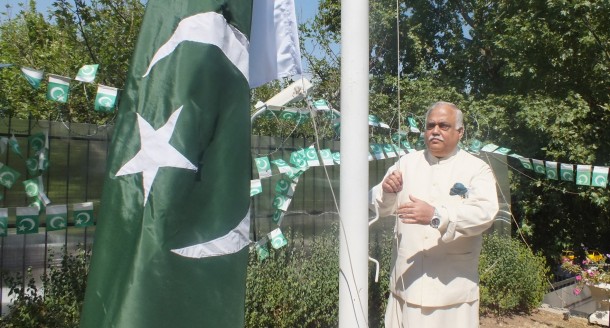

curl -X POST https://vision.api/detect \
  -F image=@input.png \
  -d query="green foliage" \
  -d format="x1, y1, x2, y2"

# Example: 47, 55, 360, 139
479, 233, 550, 316
245, 226, 393, 327
0, 247, 91, 328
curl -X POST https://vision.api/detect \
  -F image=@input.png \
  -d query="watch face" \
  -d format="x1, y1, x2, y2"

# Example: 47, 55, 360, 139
430, 217, 440, 228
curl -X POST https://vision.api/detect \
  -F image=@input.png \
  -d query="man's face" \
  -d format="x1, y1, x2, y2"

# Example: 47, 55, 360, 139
424, 105, 463, 158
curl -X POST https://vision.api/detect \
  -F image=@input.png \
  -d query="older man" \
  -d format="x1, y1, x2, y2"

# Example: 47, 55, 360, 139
372, 102, 499, 327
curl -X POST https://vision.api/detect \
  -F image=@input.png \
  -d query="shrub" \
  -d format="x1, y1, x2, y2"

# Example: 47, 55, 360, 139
0, 247, 90, 328
479, 233, 550, 315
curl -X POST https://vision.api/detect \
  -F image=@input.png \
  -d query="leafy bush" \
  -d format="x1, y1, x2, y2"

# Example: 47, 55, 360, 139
245, 226, 393, 327
0, 247, 90, 328
479, 233, 550, 315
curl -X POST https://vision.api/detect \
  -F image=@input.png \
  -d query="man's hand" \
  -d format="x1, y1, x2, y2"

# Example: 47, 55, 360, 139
397, 195, 435, 225
382, 170, 403, 193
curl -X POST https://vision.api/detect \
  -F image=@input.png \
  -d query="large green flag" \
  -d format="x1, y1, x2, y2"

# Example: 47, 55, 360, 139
80, 1, 253, 327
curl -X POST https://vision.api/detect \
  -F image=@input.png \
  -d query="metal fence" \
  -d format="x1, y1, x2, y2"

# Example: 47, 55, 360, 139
0, 117, 511, 314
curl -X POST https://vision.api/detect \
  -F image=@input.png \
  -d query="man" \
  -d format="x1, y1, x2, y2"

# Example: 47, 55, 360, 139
372, 101, 499, 327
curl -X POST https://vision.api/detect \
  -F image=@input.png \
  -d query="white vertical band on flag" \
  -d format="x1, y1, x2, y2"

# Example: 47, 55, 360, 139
142, 12, 249, 81
249, 0, 302, 88
171, 210, 251, 258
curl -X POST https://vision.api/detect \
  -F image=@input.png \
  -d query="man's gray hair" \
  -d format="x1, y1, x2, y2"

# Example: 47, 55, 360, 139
425, 101, 464, 129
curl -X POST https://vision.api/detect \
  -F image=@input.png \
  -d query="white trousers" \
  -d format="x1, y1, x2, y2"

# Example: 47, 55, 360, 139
385, 294, 479, 328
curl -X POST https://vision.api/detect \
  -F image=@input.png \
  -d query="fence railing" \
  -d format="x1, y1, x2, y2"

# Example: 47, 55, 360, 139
0, 117, 511, 315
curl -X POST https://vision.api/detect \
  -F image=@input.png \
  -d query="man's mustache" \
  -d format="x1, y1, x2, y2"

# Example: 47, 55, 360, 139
428, 136, 444, 142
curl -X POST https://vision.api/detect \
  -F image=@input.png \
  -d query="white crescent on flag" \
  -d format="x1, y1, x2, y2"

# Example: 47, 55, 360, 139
142, 12, 249, 82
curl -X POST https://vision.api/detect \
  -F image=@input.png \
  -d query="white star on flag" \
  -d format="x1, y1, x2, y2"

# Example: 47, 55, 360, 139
116, 106, 197, 206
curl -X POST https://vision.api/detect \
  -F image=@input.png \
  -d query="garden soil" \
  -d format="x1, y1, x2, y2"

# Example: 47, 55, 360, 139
479, 307, 595, 327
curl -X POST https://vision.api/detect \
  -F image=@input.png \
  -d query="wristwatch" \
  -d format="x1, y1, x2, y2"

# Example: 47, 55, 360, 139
430, 208, 441, 229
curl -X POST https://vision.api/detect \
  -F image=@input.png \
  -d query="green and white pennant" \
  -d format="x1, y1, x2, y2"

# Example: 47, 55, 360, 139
383, 143, 396, 158
16, 206, 39, 234
545, 161, 558, 180
560, 163, 574, 181
0, 208, 8, 237
531, 159, 546, 174
271, 158, 292, 174
95, 85, 118, 112
591, 166, 608, 188
0, 162, 20, 189
305, 145, 320, 166
250, 179, 263, 196
576, 165, 592, 186
28, 132, 47, 154
20, 67, 44, 89
75, 64, 99, 83
268, 228, 288, 249
319, 149, 333, 166
45, 204, 67, 231
73, 202, 95, 227
23, 178, 40, 197
407, 116, 420, 133
370, 143, 385, 160
46, 74, 71, 103
255, 156, 272, 178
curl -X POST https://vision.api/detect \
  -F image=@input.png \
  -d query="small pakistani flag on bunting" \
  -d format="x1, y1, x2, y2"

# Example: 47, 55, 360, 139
275, 178, 296, 197
0, 208, 8, 237
368, 114, 380, 127
545, 161, 558, 180
95, 85, 118, 112
75, 64, 99, 83
304, 145, 320, 167
73, 202, 95, 227
319, 149, 334, 166
560, 163, 574, 181
269, 228, 288, 249
279, 108, 298, 121
591, 166, 608, 188
250, 179, 262, 197
401, 139, 414, 153
271, 158, 292, 174
28, 132, 46, 154
576, 165, 592, 186
285, 166, 307, 181
0, 162, 20, 189
313, 99, 330, 110
383, 144, 396, 158
26, 156, 40, 176
9, 135, 22, 157
469, 139, 483, 153
46, 74, 71, 103
272, 209, 284, 224
407, 116, 420, 133
272, 194, 291, 211
370, 144, 385, 160
21, 67, 44, 89
494, 147, 511, 155
46, 204, 68, 231
332, 152, 341, 164
514, 156, 533, 170
255, 239, 270, 261
23, 178, 40, 197
290, 149, 308, 169
16, 207, 39, 234
295, 110, 310, 125
0, 137, 8, 155
531, 159, 546, 174
255, 156, 272, 178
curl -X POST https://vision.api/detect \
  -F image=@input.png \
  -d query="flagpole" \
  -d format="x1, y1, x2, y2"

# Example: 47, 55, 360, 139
339, 0, 369, 327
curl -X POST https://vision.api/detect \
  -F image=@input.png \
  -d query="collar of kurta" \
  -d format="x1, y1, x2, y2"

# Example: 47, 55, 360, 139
425, 147, 460, 165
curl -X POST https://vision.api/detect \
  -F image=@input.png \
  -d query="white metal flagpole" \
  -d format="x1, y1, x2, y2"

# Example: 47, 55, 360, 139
339, 0, 369, 326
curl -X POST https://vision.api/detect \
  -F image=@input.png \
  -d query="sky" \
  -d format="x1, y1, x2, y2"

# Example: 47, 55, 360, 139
1, 0, 318, 23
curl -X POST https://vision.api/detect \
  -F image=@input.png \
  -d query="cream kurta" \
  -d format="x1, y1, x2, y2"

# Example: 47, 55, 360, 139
373, 148, 499, 307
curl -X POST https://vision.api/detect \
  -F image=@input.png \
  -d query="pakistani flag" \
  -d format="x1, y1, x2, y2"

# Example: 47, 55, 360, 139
0, 208, 8, 237
16, 207, 39, 234
94, 85, 118, 112
46, 74, 71, 103
21, 67, 44, 89
23, 178, 40, 197
0, 162, 20, 189
45, 205, 67, 232
80, 2, 256, 327
74, 64, 99, 83
591, 166, 608, 188
73, 202, 95, 227
28, 132, 46, 154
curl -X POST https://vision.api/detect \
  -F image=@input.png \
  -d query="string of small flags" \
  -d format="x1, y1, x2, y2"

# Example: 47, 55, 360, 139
0, 202, 96, 237
0, 63, 118, 113
250, 102, 610, 259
